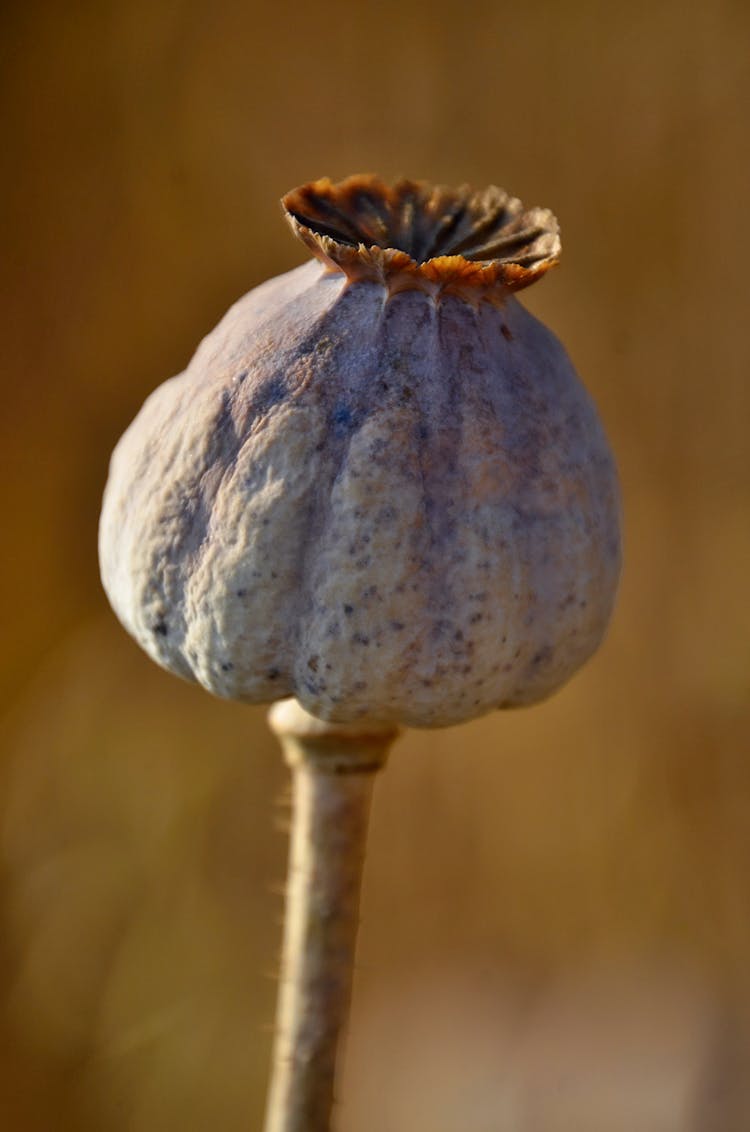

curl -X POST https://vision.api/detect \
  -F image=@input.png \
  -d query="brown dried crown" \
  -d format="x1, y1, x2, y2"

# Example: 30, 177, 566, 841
282, 174, 560, 298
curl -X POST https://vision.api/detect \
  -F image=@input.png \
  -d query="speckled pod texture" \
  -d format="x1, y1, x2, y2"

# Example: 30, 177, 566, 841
99, 180, 620, 728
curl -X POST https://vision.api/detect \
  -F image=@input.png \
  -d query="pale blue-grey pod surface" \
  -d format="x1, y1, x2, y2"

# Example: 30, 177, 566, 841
99, 177, 621, 728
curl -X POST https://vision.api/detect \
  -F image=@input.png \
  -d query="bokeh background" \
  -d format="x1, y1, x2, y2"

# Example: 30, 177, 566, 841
2, 1, 749, 1128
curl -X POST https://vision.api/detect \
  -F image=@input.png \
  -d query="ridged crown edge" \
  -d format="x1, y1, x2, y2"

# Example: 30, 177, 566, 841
282, 174, 560, 297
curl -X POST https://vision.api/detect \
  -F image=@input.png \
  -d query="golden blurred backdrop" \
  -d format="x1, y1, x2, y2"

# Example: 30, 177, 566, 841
1, 1, 749, 1128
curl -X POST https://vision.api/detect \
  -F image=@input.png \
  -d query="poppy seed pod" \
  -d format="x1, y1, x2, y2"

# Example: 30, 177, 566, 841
99, 175, 621, 728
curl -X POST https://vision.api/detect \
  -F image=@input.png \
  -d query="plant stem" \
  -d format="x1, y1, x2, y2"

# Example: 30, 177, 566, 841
264, 698, 400, 1132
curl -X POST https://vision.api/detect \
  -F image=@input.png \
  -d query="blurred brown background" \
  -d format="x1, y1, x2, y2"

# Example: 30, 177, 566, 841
1, 1, 749, 1128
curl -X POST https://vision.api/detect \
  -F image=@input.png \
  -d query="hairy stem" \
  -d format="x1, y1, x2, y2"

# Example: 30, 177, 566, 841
264, 699, 400, 1132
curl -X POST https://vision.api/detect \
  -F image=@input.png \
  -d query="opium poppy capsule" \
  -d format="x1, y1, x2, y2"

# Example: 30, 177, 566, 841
99, 176, 621, 727
99, 176, 622, 1132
